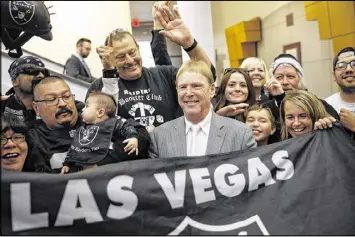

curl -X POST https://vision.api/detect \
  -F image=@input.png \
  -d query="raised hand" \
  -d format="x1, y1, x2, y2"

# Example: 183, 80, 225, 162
96, 46, 115, 70
153, 2, 174, 20
155, 4, 193, 48
340, 108, 355, 132
264, 78, 285, 96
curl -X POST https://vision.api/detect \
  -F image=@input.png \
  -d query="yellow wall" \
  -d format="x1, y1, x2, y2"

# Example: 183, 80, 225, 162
304, 1, 355, 56
212, 1, 291, 53
22, 1, 132, 78
225, 18, 261, 67
211, 1, 291, 77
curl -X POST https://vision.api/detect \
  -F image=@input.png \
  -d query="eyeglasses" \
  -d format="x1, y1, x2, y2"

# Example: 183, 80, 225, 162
224, 68, 249, 75
21, 68, 47, 76
34, 94, 75, 106
335, 60, 355, 71
1, 133, 25, 146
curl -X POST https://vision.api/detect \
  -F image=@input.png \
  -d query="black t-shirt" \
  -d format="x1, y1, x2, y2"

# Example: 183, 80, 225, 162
24, 115, 83, 173
87, 65, 182, 129
63, 117, 140, 166
24, 113, 150, 173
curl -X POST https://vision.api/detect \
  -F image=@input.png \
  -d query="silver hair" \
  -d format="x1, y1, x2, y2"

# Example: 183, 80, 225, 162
269, 63, 307, 90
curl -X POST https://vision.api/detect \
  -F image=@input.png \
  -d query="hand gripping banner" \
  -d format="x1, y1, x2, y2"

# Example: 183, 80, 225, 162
2, 125, 355, 235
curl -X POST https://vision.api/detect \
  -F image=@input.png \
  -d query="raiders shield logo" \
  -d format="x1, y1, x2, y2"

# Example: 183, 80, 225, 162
79, 126, 99, 145
169, 215, 269, 235
9, 1, 35, 25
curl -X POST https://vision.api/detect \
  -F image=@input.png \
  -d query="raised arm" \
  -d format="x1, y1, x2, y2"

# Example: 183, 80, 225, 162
154, 4, 212, 69
151, 1, 172, 66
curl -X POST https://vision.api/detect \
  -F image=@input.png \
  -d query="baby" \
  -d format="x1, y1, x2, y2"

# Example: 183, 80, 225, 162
61, 92, 138, 173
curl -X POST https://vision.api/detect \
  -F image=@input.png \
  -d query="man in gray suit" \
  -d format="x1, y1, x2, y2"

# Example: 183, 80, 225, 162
64, 38, 94, 83
149, 60, 257, 158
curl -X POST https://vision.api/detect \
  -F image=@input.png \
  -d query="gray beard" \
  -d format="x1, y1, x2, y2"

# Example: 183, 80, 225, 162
337, 83, 355, 94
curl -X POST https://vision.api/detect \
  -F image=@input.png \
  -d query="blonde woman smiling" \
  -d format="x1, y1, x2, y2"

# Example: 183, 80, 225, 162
240, 57, 270, 104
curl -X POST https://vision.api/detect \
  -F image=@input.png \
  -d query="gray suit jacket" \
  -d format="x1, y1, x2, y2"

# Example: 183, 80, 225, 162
64, 55, 94, 83
148, 112, 257, 158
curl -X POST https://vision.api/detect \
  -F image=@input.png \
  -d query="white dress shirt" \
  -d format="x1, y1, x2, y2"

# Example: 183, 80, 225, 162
185, 109, 213, 156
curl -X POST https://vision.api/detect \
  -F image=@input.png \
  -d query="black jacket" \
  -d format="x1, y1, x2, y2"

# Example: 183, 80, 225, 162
0, 94, 38, 129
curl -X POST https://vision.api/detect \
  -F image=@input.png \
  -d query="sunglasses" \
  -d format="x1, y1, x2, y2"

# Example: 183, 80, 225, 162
223, 68, 249, 75
22, 68, 49, 77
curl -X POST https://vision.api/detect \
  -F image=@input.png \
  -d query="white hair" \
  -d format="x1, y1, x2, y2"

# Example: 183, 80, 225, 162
269, 61, 307, 90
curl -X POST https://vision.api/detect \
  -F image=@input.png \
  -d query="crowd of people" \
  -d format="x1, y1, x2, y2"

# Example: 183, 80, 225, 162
1, 1, 354, 174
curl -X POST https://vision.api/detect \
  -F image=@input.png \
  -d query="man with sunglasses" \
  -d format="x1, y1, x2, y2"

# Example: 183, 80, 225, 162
325, 47, 355, 137
1, 56, 49, 128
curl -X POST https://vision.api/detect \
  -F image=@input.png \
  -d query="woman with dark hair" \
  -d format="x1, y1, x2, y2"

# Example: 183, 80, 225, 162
214, 68, 256, 122
1, 114, 29, 171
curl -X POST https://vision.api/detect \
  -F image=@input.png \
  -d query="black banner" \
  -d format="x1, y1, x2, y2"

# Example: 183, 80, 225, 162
2, 125, 355, 235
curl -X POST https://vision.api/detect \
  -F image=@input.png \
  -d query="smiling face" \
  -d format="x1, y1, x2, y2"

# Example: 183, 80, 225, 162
225, 72, 249, 104
112, 36, 143, 81
333, 55, 355, 94
284, 101, 313, 138
1, 129, 28, 171
246, 61, 266, 88
274, 65, 301, 92
177, 72, 215, 124
245, 109, 276, 145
